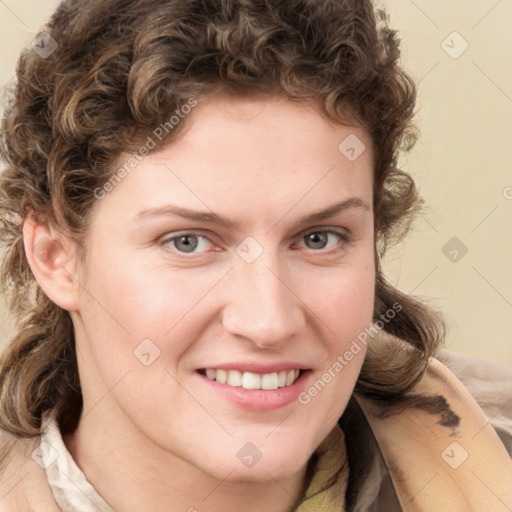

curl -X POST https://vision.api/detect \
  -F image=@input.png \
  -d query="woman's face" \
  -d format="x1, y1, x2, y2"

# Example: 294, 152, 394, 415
71, 95, 375, 482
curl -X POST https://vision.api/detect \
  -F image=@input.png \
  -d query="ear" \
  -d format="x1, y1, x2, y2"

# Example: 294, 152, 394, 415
22, 214, 80, 312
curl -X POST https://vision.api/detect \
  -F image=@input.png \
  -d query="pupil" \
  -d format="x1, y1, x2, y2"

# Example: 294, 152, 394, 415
307, 232, 327, 249
177, 235, 198, 252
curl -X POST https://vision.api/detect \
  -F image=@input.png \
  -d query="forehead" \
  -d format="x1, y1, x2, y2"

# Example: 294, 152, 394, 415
163, 94, 371, 167
93, 95, 374, 230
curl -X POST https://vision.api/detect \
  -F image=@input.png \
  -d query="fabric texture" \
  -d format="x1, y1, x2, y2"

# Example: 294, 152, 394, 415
342, 347, 512, 511
36, 348, 512, 511
40, 414, 114, 512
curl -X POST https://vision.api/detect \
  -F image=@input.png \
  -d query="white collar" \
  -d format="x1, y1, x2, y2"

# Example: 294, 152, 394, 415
40, 414, 114, 512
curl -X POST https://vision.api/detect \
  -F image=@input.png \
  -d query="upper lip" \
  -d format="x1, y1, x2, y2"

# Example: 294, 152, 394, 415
199, 362, 311, 373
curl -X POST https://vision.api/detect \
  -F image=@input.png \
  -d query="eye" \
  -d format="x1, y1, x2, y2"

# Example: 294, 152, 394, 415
160, 232, 214, 254
159, 228, 351, 257
297, 229, 350, 252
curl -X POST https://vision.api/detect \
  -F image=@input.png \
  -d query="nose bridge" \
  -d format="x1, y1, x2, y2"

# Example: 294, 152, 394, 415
221, 247, 302, 347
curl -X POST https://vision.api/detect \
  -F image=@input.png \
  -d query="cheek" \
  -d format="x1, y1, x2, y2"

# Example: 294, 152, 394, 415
294, 261, 374, 442
301, 257, 376, 339
296, 251, 375, 396
77, 248, 227, 362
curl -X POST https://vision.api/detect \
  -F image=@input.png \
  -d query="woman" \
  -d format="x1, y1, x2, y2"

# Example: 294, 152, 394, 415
0, 0, 510, 510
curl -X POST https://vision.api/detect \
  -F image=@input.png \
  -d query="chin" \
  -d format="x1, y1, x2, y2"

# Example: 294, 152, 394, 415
222, 460, 306, 485
198, 442, 311, 483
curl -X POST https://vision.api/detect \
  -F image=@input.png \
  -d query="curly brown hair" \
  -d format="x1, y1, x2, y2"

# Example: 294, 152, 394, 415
0, 0, 444, 447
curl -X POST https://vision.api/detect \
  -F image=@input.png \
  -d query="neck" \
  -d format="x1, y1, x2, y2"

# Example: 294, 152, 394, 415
64, 400, 312, 512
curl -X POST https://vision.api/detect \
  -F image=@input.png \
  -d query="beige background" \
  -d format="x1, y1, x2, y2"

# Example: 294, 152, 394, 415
0, 1, 510, 364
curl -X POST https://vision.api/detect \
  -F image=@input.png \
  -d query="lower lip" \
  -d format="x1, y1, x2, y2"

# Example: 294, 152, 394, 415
196, 371, 311, 412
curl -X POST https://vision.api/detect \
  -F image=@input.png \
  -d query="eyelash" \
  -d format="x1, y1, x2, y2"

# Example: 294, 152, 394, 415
158, 228, 351, 257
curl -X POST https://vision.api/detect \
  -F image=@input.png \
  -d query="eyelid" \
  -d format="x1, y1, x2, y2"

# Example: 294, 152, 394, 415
158, 230, 216, 251
300, 226, 351, 239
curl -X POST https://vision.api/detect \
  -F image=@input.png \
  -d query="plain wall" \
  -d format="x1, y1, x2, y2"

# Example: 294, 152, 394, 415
0, 0, 510, 364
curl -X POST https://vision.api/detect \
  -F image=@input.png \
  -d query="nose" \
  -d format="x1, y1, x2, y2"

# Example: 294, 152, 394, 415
220, 252, 305, 349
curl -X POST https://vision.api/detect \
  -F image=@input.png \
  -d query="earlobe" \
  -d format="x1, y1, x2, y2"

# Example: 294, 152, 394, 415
23, 215, 80, 312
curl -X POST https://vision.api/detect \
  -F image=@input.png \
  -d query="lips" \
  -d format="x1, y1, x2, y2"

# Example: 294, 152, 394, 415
195, 361, 311, 411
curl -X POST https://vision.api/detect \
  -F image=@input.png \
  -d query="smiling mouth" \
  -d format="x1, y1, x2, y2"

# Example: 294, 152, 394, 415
197, 368, 304, 390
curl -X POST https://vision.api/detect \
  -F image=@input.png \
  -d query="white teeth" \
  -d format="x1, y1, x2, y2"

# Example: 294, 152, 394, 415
216, 369, 228, 384
203, 369, 302, 390
227, 369, 242, 387
242, 371, 261, 389
261, 372, 279, 390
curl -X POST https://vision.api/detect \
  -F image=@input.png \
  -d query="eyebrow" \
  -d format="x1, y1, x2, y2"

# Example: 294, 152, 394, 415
135, 197, 370, 230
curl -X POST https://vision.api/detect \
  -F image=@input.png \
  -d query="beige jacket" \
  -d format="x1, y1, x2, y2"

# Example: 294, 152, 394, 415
1, 348, 511, 511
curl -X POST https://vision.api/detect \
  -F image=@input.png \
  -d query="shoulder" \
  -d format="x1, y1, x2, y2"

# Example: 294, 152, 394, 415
355, 349, 512, 511
0, 430, 59, 512
434, 348, 512, 457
